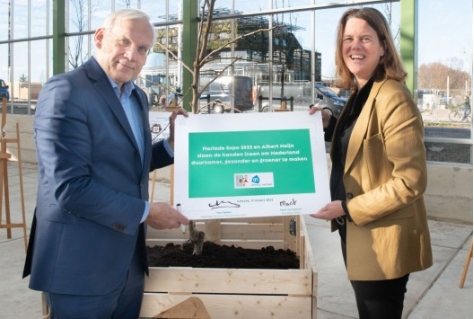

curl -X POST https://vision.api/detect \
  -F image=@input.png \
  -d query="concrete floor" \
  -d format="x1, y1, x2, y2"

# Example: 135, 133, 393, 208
0, 162, 472, 319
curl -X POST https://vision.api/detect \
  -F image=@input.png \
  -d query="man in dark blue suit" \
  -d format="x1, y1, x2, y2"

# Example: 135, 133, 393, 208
22, 9, 189, 318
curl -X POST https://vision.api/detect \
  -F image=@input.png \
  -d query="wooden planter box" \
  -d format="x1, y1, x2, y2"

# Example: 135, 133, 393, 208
140, 216, 317, 319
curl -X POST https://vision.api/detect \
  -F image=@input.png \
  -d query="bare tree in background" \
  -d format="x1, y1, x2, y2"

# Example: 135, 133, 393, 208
19, 74, 28, 83
69, 0, 88, 69
272, 1, 304, 99
382, 3, 400, 48
418, 62, 470, 90
150, 0, 273, 254
153, 0, 274, 113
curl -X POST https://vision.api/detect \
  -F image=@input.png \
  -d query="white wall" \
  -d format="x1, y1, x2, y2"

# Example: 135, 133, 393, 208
425, 163, 473, 223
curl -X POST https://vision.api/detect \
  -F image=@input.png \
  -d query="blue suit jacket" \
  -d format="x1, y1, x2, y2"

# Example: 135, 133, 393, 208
23, 57, 173, 295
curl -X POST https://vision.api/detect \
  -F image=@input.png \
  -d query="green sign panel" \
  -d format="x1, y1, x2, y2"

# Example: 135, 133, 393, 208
188, 129, 315, 197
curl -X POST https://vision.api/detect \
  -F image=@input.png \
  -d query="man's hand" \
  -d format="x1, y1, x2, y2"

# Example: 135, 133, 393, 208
167, 107, 189, 151
146, 202, 189, 230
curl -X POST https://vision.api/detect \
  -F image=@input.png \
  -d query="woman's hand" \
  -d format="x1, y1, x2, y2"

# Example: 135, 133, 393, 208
310, 200, 345, 221
309, 104, 332, 129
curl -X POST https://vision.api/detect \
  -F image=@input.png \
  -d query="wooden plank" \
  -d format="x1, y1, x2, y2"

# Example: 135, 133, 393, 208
143, 217, 317, 319
300, 220, 317, 271
140, 294, 312, 319
298, 231, 306, 269
299, 218, 318, 319
311, 271, 318, 319
219, 223, 282, 240
204, 219, 221, 243
146, 228, 189, 240
145, 268, 312, 295
147, 223, 284, 241
147, 239, 285, 250
219, 216, 284, 223
153, 297, 211, 319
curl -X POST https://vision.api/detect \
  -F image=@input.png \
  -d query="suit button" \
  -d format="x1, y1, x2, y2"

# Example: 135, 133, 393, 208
346, 193, 353, 199
113, 222, 126, 232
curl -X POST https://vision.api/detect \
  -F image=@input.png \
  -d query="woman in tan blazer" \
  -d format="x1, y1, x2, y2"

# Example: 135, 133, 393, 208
310, 8, 432, 319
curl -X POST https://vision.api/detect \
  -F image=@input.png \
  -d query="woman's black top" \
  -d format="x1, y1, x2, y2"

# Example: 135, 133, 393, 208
328, 79, 374, 219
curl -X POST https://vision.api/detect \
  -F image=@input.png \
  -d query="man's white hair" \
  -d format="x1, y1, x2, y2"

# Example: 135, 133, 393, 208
102, 9, 156, 47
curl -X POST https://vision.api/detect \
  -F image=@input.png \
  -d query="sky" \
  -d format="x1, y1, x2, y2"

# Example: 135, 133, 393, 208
202, 0, 473, 79
279, 0, 473, 78
0, 0, 472, 82
416, 0, 472, 71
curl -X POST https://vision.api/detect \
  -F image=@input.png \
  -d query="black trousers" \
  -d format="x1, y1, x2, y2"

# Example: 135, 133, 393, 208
338, 223, 409, 319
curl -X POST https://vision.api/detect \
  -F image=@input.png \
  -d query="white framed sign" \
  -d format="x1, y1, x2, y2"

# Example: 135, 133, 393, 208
173, 111, 330, 220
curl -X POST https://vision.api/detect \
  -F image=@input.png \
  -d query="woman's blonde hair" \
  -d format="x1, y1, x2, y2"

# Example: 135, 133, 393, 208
335, 7, 406, 90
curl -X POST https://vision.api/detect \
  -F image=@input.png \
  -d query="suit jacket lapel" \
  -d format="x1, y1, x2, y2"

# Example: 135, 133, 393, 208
344, 80, 385, 173
84, 58, 141, 159
132, 86, 152, 170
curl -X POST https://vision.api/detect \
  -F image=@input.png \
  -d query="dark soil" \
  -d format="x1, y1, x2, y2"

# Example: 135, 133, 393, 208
147, 241, 300, 269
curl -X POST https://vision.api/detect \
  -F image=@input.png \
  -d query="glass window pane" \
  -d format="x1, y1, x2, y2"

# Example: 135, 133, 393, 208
418, 0, 472, 163
12, 0, 28, 39
31, 39, 50, 83
32, 1, 51, 38
67, 34, 93, 71
0, 0, 10, 41
90, 2, 112, 31
9, 41, 27, 113
0, 44, 8, 79
115, 0, 139, 10
68, 0, 92, 33
168, 0, 182, 19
